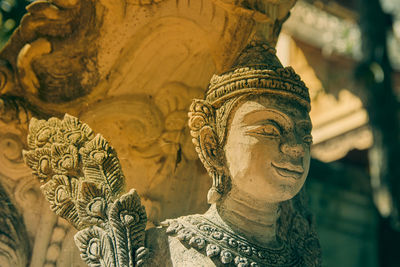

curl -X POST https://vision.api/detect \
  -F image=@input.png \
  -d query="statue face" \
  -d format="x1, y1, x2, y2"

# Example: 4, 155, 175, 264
224, 95, 312, 203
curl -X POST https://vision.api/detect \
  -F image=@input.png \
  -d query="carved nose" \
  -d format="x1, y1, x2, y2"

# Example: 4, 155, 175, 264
280, 144, 305, 158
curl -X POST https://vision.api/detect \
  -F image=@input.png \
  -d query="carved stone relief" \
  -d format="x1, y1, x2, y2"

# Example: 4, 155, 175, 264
0, 0, 296, 114
0, 0, 321, 265
0, 0, 301, 226
78, 83, 210, 221
23, 40, 322, 266
23, 114, 148, 266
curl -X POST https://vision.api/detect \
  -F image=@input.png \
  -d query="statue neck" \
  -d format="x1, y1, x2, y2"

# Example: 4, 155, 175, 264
208, 186, 281, 248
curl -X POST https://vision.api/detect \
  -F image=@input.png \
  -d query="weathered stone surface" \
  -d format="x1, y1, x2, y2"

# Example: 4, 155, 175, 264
0, 0, 298, 229
23, 39, 322, 266
0, 0, 325, 265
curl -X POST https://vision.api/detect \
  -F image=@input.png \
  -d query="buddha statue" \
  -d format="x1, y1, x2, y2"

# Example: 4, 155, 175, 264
23, 41, 321, 266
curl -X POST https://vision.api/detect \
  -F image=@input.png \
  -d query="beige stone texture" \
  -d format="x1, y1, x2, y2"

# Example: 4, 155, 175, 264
0, 0, 326, 266
21, 39, 321, 266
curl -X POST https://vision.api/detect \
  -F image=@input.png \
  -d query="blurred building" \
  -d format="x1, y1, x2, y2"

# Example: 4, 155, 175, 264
276, 1, 400, 266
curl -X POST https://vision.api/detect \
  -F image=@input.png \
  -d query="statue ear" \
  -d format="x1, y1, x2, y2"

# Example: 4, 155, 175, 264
198, 126, 223, 169
188, 100, 223, 173
189, 100, 226, 203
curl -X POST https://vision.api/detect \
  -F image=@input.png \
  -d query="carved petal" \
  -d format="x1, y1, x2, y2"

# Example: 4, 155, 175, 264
40, 175, 82, 228
27, 117, 62, 149
79, 134, 125, 198
51, 144, 79, 175
109, 189, 147, 267
23, 147, 53, 182
61, 114, 94, 146
79, 134, 110, 166
74, 226, 116, 267
77, 182, 111, 225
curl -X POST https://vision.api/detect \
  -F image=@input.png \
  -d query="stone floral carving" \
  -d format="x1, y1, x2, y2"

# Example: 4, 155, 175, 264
23, 114, 147, 266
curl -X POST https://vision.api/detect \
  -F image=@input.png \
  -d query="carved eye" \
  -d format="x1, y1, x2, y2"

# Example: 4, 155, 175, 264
246, 124, 281, 138
303, 135, 313, 145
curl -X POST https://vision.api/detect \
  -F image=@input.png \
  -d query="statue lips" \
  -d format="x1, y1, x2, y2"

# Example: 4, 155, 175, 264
271, 162, 304, 180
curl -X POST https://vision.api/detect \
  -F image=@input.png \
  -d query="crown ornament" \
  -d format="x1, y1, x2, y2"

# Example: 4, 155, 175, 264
206, 40, 311, 111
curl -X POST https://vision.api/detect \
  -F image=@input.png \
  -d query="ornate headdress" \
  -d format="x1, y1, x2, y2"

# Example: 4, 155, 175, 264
206, 40, 310, 111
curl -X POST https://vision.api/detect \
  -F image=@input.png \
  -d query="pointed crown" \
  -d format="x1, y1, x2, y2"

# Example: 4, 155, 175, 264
206, 41, 311, 111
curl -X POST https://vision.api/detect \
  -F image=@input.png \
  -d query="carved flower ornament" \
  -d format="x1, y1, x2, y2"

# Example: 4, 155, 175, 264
77, 182, 112, 225
108, 189, 147, 240
79, 134, 110, 166
24, 114, 148, 266
74, 226, 115, 266
74, 189, 147, 267
40, 174, 82, 228
27, 117, 62, 149
51, 144, 79, 175
23, 147, 53, 181
61, 114, 94, 146
78, 133, 125, 200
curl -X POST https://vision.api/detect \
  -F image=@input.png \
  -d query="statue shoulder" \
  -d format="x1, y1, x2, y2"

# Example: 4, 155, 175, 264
145, 221, 219, 267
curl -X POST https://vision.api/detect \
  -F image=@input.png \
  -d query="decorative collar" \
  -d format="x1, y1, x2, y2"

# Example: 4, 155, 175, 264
163, 214, 302, 267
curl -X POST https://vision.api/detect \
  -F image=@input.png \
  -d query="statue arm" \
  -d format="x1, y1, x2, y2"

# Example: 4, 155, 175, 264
23, 114, 149, 267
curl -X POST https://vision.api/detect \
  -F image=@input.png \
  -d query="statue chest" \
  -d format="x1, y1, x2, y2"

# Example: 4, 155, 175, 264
145, 215, 303, 267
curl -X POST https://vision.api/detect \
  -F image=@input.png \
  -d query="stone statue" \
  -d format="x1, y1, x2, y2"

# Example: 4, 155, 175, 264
23, 40, 321, 266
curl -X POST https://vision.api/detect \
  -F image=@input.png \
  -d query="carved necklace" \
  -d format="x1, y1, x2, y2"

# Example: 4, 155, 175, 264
164, 214, 302, 267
